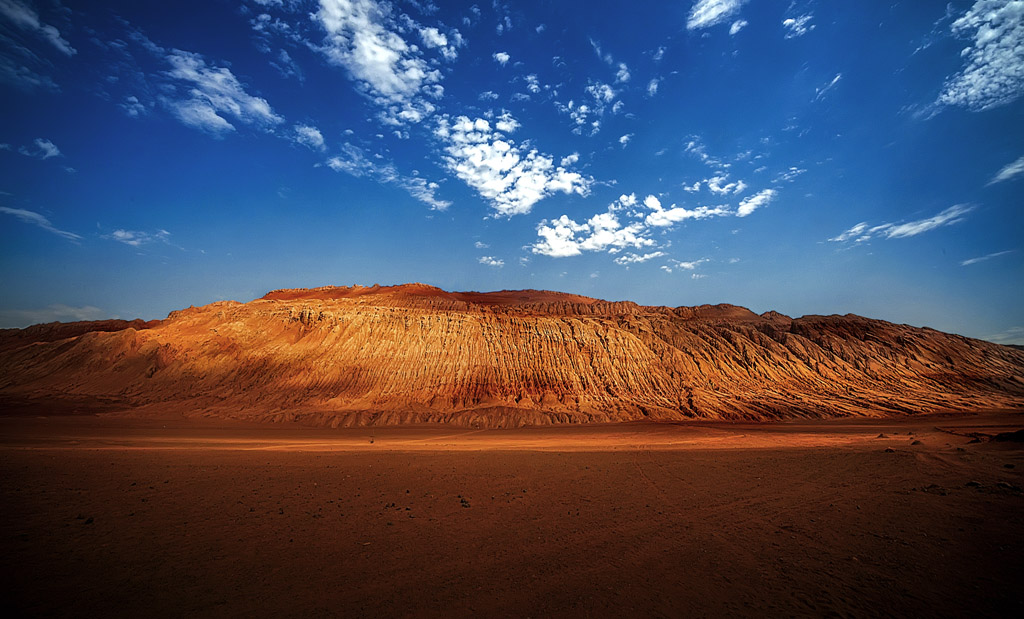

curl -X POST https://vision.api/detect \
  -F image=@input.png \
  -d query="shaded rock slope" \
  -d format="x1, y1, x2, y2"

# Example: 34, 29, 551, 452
1, 284, 1022, 426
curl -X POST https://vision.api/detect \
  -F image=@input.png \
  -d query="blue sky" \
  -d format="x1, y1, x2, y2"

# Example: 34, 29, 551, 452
1, 0, 1022, 344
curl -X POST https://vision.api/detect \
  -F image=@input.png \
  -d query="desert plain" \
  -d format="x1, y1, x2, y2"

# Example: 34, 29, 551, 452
2, 409, 1022, 617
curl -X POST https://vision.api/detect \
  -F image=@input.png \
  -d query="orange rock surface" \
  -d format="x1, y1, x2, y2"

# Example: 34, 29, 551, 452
1, 284, 1022, 426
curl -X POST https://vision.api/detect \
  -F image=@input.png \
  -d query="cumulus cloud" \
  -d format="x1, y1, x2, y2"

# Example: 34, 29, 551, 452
646, 78, 660, 96
293, 124, 325, 151
988, 154, 1024, 184
706, 174, 747, 195
615, 62, 630, 83
0, 304, 110, 329
493, 51, 510, 65
736, 188, 777, 217
829, 204, 975, 243
478, 255, 504, 267
687, 0, 749, 30
533, 208, 654, 258
17, 137, 61, 159
556, 80, 621, 136
436, 113, 590, 216
619, 134, 632, 147
937, 0, 1024, 111
729, 19, 748, 35
326, 142, 450, 210
163, 50, 283, 135
0, 0, 76, 55
533, 183, 780, 259
0, 206, 79, 240
782, 15, 815, 38
316, 0, 457, 125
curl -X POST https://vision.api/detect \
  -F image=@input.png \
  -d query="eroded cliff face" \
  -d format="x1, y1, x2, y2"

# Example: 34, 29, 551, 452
1, 284, 1022, 426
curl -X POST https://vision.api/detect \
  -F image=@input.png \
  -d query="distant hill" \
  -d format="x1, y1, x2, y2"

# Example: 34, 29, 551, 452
1, 284, 1022, 426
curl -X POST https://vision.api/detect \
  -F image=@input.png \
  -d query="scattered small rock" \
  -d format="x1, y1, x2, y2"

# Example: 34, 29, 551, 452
1004, 464, 1016, 469
996, 481, 1022, 492
460, 497, 471, 508
911, 440, 923, 445
84, 517, 93, 525
884, 448, 896, 453
965, 481, 982, 488
877, 433, 888, 438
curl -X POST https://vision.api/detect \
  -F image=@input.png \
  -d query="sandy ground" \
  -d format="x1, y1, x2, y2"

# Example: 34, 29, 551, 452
1, 411, 1023, 617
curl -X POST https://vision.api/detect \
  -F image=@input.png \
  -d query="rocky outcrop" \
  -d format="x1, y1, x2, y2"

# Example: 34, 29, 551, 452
1, 284, 1022, 426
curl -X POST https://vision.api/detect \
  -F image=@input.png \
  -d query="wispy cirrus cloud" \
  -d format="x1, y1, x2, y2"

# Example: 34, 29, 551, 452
16, 137, 61, 159
687, 0, 749, 30
0, 206, 79, 240
782, 15, 815, 39
830, 204, 975, 243
961, 250, 1014, 266
0, 0, 75, 56
325, 142, 450, 210
163, 49, 284, 135
988, 155, 1024, 185
106, 228, 172, 247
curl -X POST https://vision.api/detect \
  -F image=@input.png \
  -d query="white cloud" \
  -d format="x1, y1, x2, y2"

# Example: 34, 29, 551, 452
619, 133, 632, 147
615, 62, 630, 83
0, 206, 79, 240
830, 204, 975, 243
672, 258, 708, 270
106, 228, 171, 247
736, 188, 777, 217
961, 250, 1013, 266
478, 255, 504, 267
706, 174, 746, 195
782, 15, 815, 38
0, 0, 76, 55
316, 0, 449, 125
120, 95, 148, 117
813, 73, 842, 102
937, 0, 1024, 111
533, 181, 779, 260
493, 51, 510, 65
524, 74, 541, 94
474, 241, 489, 249
479, 90, 499, 101
983, 326, 1024, 346
556, 80, 621, 136
646, 78, 660, 96
0, 304, 110, 329
645, 203, 730, 227
614, 251, 665, 265
17, 137, 61, 159
164, 50, 283, 135
533, 209, 654, 258
729, 19, 748, 35
294, 124, 326, 151
988, 154, 1024, 184
436, 113, 590, 216
326, 142, 450, 210
687, 0, 749, 30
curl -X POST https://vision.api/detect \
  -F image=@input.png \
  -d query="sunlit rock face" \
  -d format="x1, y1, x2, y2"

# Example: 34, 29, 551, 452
2, 284, 1022, 427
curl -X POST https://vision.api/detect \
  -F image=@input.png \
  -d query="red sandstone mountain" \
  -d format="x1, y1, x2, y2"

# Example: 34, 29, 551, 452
1, 284, 1022, 426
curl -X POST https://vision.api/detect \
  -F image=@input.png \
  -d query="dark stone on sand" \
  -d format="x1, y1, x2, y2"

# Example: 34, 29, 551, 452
993, 429, 1024, 442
